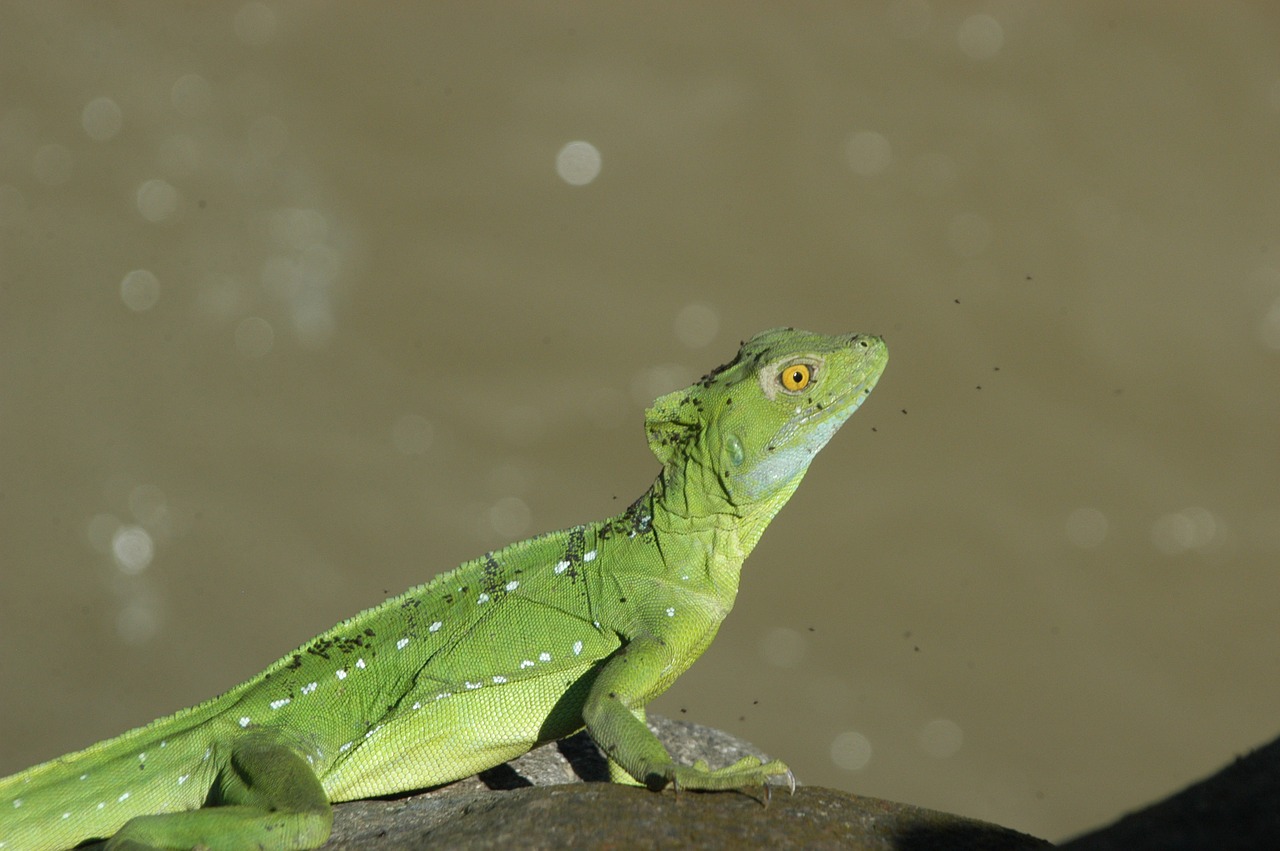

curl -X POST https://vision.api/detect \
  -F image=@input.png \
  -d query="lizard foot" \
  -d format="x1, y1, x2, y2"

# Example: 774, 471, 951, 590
667, 755, 793, 794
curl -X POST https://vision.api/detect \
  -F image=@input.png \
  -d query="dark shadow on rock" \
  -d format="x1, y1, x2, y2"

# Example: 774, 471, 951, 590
897, 821, 1053, 851
556, 727, 613, 782
475, 761, 533, 789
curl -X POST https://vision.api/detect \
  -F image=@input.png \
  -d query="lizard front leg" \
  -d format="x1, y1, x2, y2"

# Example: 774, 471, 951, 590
581, 636, 792, 793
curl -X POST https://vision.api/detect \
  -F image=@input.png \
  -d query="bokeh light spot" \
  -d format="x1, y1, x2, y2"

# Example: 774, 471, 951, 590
234, 2, 278, 46
845, 130, 892, 176
630, 363, 695, 407
136, 178, 182, 223
1151, 507, 1218, 555
171, 74, 213, 118
82, 97, 123, 142
759, 626, 805, 669
235, 316, 275, 357
489, 496, 531, 540
918, 718, 964, 758
556, 141, 602, 186
87, 513, 122, 554
830, 730, 873, 771
120, 269, 161, 312
958, 14, 1004, 60
117, 599, 161, 646
112, 525, 155, 575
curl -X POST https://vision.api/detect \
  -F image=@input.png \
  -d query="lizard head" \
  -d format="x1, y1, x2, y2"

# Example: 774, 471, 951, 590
645, 328, 888, 514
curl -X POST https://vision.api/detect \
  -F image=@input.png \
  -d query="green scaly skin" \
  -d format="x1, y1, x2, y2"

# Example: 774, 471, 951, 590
0, 328, 887, 851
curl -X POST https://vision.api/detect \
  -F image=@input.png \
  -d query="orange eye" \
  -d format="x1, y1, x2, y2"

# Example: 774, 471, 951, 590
780, 363, 811, 392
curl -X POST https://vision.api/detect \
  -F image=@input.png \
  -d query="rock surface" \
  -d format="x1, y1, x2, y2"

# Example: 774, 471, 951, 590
320, 715, 1050, 850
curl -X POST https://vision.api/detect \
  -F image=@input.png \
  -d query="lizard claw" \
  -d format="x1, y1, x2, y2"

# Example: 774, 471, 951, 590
761, 767, 796, 806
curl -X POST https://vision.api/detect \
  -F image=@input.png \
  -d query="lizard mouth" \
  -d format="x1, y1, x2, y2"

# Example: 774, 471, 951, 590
793, 377, 873, 430
763, 377, 873, 462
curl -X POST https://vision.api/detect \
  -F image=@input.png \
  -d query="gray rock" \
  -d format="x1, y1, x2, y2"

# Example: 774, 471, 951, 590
321, 715, 1050, 850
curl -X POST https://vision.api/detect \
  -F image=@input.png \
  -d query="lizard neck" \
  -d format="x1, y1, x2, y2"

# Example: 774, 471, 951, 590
638, 463, 802, 598
646, 461, 802, 549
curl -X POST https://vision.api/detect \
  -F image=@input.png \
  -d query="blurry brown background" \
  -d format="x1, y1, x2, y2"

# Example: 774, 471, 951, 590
2, 2, 1278, 841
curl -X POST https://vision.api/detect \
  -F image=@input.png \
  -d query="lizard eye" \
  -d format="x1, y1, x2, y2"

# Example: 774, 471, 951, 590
780, 363, 812, 392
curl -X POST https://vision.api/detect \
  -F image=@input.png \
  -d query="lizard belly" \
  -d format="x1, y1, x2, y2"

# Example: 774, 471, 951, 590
319, 664, 595, 801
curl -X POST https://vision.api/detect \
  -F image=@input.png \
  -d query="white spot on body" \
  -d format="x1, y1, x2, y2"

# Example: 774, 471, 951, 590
666, 607, 676, 617
583, 550, 597, 562
336, 669, 347, 680
355, 658, 366, 669
505, 580, 519, 592
539, 652, 551, 662
178, 774, 190, 785
412, 701, 421, 710
572, 641, 584, 656
239, 717, 251, 728
520, 659, 535, 669
302, 682, 318, 694
465, 681, 483, 690
118, 792, 131, 803
340, 742, 353, 753
429, 621, 443, 632
396, 638, 410, 650
493, 676, 507, 684
477, 593, 490, 604
270, 698, 291, 710
554, 561, 570, 574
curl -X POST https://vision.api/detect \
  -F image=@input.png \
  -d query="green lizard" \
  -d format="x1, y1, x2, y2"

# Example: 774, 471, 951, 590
0, 327, 887, 851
